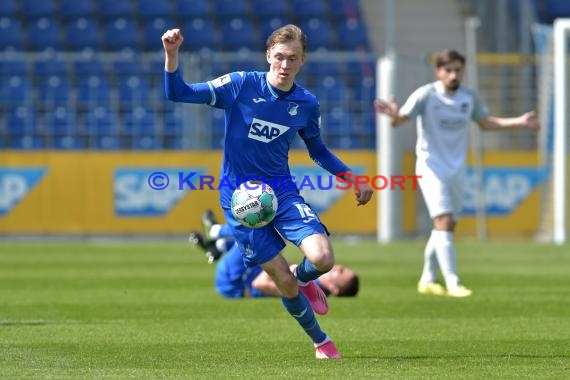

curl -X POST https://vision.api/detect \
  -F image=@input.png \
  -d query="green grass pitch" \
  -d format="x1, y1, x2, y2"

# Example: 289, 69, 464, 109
0, 240, 569, 379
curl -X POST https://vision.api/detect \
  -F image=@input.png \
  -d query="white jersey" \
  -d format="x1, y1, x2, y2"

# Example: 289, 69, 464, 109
400, 81, 489, 177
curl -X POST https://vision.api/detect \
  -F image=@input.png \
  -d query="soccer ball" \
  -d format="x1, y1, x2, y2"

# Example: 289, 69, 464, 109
231, 180, 278, 228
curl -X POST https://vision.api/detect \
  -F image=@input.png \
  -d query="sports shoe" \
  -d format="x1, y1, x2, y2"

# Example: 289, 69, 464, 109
299, 281, 328, 315
188, 231, 206, 250
201, 209, 218, 240
417, 281, 446, 296
315, 339, 341, 359
446, 285, 473, 298
188, 231, 223, 264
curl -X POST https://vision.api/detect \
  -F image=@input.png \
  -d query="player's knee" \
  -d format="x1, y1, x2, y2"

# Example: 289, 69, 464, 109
433, 214, 455, 231
312, 249, 335, 272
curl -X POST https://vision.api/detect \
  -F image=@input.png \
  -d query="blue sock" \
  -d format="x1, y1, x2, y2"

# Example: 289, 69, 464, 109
281, 294, 326, 344
295, 257, 326, 283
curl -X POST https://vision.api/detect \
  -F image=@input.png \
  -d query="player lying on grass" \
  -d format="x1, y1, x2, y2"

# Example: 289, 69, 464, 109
189, 210, 359, 298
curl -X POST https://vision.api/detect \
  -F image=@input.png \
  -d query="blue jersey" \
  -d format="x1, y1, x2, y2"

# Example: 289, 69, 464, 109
165, 69, 350, 209
206, 71, 321, 206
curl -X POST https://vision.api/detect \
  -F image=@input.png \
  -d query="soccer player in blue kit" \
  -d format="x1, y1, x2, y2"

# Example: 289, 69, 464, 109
162, 24, 373, 359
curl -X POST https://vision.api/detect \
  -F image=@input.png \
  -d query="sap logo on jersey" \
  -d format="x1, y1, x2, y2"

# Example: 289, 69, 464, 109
248, 118, 290, 143
0, 168, 47, 216
114, 168, 203, 217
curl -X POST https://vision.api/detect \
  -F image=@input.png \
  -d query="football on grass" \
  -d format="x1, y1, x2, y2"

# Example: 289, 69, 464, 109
231, 180, 278, 228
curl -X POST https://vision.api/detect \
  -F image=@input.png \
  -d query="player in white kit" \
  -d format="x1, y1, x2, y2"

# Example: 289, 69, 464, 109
374, 49, 540, 297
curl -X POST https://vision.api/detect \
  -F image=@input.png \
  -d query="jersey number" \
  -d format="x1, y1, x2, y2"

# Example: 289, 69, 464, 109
295, 203, 317, 222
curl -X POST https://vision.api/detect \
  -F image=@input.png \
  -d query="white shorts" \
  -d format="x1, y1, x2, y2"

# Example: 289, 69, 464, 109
417, 164, 464, 220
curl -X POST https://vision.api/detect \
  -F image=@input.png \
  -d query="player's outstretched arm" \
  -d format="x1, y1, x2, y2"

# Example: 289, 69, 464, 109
478, 110, 541, 130
374, 96, 408, 127
162, 28, 184, 72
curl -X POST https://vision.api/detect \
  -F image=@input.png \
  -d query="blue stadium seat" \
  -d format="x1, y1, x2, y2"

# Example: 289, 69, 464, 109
38, 75, 72, 105
104, 18, 140, 51
84, 107, 116, 135
143, 17, 177, 51
122, 107, 156, 135
84, 106, 120, 149
291, 0, 327, 20
182, 18, 216, 52
33, 60, 68, 77
0, 59, 28, 78
221, 18, 256, 51
21, 0, 55, 19
9, 136, 45, 149
259, 17, 292, 43
240, 57, 265, 72
214, 0, 249, 20
545, 0, 570, 19
164, 112, 183, 137
98, 0, 133, 19
64, 17, 102, 51
323, 107, 355, 149
122, 107, 161, 149
315, 76, 349, 106
6, 106, 44, 149
0, 0, 17, 17
323, 106, 351, 132
113, 59, 146, 79
0, 75, 32, 106
329, 0, 362, 20
119, 75, 152, 106
73, 60, 106, 76
44, 105, 76, 136
27, 17, 62, 51
136, 0, 171, 19
300, 18, 335, 50
175, 0, 211, 18
52, 136, 86, 149
0, 17, 22, 50
352, 76, 375, 102
346, 56, 375, 79
338, 19, 368, 49
59, 0, 95, 19
6, 106, 36, 135
306, 59, 341, 80
77, 75, 112, 107
252, 0, 289, 18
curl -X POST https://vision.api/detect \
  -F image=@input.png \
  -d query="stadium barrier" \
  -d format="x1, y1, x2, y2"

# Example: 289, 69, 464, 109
0, 150, 564, 237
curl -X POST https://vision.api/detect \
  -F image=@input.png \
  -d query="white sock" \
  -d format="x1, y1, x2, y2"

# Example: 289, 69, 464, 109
215, 238, 230, 253
209, 224, 222, 239
419, 230, 439, 284
432, 230, 459, 289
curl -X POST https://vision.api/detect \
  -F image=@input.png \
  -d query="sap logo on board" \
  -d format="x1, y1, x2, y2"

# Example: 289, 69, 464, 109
463, 167, 548, 216
114, 168, 204, 217
248, 118, 290, 143
0, 168, 47, 216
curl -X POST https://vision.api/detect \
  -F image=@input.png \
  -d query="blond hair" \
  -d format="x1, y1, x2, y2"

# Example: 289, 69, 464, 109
266, 24, 307, 54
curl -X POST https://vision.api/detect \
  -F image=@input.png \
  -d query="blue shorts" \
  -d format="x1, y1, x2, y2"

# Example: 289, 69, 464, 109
223, 192, 327, 268
215, 243, 266, 298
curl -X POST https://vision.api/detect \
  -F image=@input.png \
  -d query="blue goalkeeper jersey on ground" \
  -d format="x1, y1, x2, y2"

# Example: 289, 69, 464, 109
165, 69, 350, 209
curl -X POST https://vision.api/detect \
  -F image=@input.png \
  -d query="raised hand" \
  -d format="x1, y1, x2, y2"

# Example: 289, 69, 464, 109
162, 28, 184, 53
